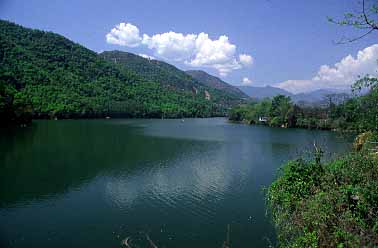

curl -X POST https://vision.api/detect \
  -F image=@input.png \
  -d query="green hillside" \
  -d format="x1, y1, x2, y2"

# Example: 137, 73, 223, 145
100, 51, 203, 91
186, 70, 248, 99
0, 20, 241, 125
100, 51, 245, 107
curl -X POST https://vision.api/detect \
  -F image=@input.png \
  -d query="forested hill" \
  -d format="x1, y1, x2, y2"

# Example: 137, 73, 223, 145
100, 51, 203, 91
186, 70, 248, 99
0, 20, 243, 124
100, 51, 245, 106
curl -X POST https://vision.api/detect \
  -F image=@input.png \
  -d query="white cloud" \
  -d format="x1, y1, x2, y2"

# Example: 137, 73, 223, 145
138, 53, 156, 60
239, 54, 253, 66
193, 34, 236, 66
106, 22, 142, 47
275, 80, 314, 94
142, 32, 197, 61
106, 22, 254, 76
277, 44, 378, 93
212, 60, 242, 77
242, 77, 252, 85
187, 33, 256, 76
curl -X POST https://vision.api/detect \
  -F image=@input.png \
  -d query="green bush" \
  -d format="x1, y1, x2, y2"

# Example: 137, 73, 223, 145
267, 151, 378, 247
270, 116, 282, 127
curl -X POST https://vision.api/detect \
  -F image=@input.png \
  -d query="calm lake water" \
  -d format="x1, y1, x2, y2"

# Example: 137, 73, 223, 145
0, 118, 353, 248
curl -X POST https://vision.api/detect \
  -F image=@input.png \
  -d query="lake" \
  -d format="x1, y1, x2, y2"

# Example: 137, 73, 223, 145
0, 118, 353, 247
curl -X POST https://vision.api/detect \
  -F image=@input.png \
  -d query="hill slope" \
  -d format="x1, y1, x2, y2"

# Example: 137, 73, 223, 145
0, 20, 237, 123
100, 51, 245, 107
100, 51, 202, 91
186, 70, 248, 99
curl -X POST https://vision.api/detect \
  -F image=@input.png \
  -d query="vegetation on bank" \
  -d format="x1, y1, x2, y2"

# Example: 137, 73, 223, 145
266, 75, 378, 247
267, 132, 378, 247
229, 81, 378, 132
264, 2, 378, 243
0, 80, 32, 125
0, 20, 243, 126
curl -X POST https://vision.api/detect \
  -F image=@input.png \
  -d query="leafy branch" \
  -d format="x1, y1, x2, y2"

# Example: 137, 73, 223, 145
328, 0, 378, 43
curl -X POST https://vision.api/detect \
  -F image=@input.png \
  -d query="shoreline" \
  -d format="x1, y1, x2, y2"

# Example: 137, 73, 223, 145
228, 119, 359, 133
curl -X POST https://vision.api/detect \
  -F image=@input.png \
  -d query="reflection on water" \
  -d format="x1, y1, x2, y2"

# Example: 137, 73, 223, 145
0, 118, 353, 247
105, 144, 242, 213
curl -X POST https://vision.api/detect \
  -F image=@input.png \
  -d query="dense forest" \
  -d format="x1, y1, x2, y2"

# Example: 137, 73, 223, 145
229, 80, 378, 132
100, 51, 245, 108
0, 20, 245, 126
100, 50, 205, 92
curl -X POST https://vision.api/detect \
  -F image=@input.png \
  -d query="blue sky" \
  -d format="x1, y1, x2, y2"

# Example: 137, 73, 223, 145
1, 0, 377, 92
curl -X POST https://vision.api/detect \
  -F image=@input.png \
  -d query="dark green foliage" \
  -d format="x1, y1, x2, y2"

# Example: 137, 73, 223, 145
0, 79, 32, 126
229, 95, 293, 127
0, 20, 241, 124
229, 99, 270, 124
269, 95, 292, 127
228, 105, 249, 122
267, 150, 378, 247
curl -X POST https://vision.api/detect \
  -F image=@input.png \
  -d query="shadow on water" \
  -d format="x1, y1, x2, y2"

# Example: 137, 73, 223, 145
0, 120, 219, 207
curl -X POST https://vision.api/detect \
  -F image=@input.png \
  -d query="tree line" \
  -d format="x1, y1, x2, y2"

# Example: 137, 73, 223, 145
229, 81, 378, 132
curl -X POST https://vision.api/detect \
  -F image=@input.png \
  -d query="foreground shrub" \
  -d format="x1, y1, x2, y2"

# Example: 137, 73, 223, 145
267, 151, 378, 247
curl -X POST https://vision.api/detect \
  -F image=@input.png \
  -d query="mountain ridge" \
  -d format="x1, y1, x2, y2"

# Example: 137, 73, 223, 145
0, 20, 244, 122
185, 70, 249, 99
100, 50, 245, 107
238, 85, 350, 104
238, 85, 292, 99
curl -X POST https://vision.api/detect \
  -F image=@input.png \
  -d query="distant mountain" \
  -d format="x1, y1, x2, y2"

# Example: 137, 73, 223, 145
292, 89, 349, 104
186, 70, 248, 99
238, 86, 293, 99
238, 85, 350, 104
100, 51, 245, 107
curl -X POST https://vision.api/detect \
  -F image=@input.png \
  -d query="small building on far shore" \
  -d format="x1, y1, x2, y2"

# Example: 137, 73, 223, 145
259, 116, 268, 123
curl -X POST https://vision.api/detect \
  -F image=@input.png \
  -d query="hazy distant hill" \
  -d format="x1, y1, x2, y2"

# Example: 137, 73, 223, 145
292, 89, 350, 104
186, 70, 248, 99
238, 85, 349, 104
238, 86, 293, 99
